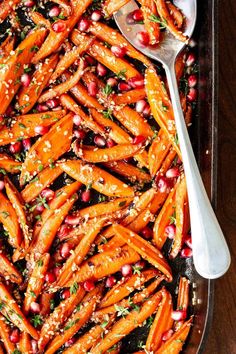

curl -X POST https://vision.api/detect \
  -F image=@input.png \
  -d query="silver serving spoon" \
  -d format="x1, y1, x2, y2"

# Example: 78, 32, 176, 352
114, 0, 231, 279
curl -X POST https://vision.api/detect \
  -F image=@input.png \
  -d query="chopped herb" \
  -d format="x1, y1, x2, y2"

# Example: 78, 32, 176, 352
19, 123, 26, 129
179, 77, 189, 95
1, 211, 9, 219
38, 164, 44, 172
149, 14, 167, 29
119, 201, 126, 207
146, 315, 154, 328
174, 133, 179, 145
107, 345, 118, 352
175, 339, 185, 343
24, 66, 32, 73
49, 299, 55, 310
0, 168, 6, 175
0, 302, 5, 311
30, 45, 39, 52
102, 84, 113, 96
102, 109, 113, 120
100, 320, 109, 328
17, 49, 23, 56
31, 314, 43, 327
70, 282, 78, 295
104, 41, 111, 48
12, 350, 22, 354
76, 304, 81, 312
65, 318, 80, 330
30, 291, 36, 297
132, 265, 142, 275
161, 103, 168, 112
169, 211, 176, 225
86, 183, 92, 191
41, 114, 51, 119
35, 215, 42, 221
116, 68, 127, 80
36, 259, 43, 267
114, 304, 130, 317
35, 195, 50, 210
15, 63, 21, 72
98, 194, 107, 202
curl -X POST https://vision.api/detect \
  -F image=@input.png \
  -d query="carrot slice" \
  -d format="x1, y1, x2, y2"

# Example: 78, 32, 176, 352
103, 161, 151, 184
19, 332, 31, 354
60, 159, 134, 198
103, 0, 130, 16
148, 129, 172, 177
0, 283, 39, 339
0, 314, 16, 354
0, 253, 23, 284
20, 112, 73, 186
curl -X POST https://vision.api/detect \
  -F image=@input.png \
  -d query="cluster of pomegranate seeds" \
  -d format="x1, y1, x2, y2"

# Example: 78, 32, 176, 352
137, 31, 150, 46
74, 129, 86, 141
121, 264, 132, 277
162, 329, 174, 341
41, 188, 55, 201
94, 134, 106, 147
22, 138, 32, 150
21, 73, 31, 87
97, 63, 107, 76
166, 166, 180, 178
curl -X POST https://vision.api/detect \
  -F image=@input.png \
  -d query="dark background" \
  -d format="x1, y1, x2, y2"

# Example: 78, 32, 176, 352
204, 1, 236, 353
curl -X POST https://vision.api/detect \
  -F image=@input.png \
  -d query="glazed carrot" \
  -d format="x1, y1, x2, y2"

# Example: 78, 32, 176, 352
0, 154, 21, 173
20, 112, 73, 186
0, 314, 16, 354
38, 285, 85, 351
146, 288, 173, 351
0, 36, 15, 64
175, 51, 185, 82
0, 0, 21, 22
90, 291, 162, 354
0, 192, 22, 249
0, 27, 47, 115
0, 252, 23, 284
21, 165, 62, 203
24, 253, 50, 313
39, 293, 55, 316
156, 317, 193, 353
56, 218, 106, 287
30, 11, 51, 28
103, 161, 151, 184
170, 176, 189, 259
177, 277, 190, 312
154, 0, 188, 42
52, 0, 71, 16
19, 332, 31, 354
148, 129, 172, 177
60, 159, 135, 198
71, 81, 103, 110
113, 225, 172, 281
32, 0, 93, 63
114, 88, 147, 105
103, 0, 130, 16
167, 1, 184, 29
0, 109, 66, 146
65, 245, 140, 287
0, 283, 39, 339
17, 54, 59, 114
88, 21, 151, 66
50, 35, 95, 81
158, 148, 177, 175
139, 0, 160, 44
153, 181, 178, 249
44, 286, 103, 354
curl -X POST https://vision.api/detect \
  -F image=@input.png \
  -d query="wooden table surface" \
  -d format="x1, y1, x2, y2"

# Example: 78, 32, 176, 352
204, 1, 236, 353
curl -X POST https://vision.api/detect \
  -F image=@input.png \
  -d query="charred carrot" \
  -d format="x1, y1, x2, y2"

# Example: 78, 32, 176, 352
0, 252, 23, 284
0, 314, 16, 354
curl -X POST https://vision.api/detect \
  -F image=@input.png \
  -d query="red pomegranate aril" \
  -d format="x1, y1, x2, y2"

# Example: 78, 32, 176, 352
143, 104, 151, 116
34, 125, 49, 135
57, 224, 72, 239
106, 139, 116, 148
132, 9, 143, 21
187, 87, 197, 102
126, 12, 135, 25
21, 73, 31, 87
52, 20, 66, 33
41, 188, 55, 201
165, 224, 176, 239
31, 340, 38, 353
35, 204, 44, 213
91, 10, 102, 21
85, 55, 96, 65
132, 135, 145, 145
53, 266, 61, 277
30, 301, 41, 313
181, 247, 193, 258
83, 280, 95, 291
118, 82, 131, 91
136, 99, 147, 113
87, 81, 98, 97
135, 260, 145, 269
111, 45, 127, 58
60, 242, 71, 259
106, 276, 117, 288
171, 310, 187, 321
81, 189, 91, 203
73, 114, 82, 126
141, 226, 153, 239
9, 142, 22, 154
65, 338, 76, 347
22, 138, 31, 150
136, 31, 150, 46
0, 181, 4, 191
157, 177, 169, 193
107, 77, 117, 87
97, 63, 107, 76
24, 0, 35, 7
9, 329, 20, 343
74, 129, 86, 141
186, 53, 196, 67
166, 167, 180, 178
121, 264, 132, 276
45, 271, 56, 283
61, 289, 71, 300
65, 214, 80, 225
188, 74, 197, 88
37, 104, 48, 112
94, 134, 106, 147
49, 6, 61, 17
128, 76, 145, 89
46, 98, 60, 109
162, 329, 174, 341
78, 18, 91, 31
184, 235, 192, 249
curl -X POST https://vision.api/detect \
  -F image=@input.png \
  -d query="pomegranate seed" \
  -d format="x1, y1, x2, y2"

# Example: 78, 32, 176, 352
132, 9, 143, 21
171, 310, 187, 321
187, 87, 197, 102
65, 214, 80, 226
57, 224, 72, 239
141, 226, 153, 239
126, 12, 135, 25
107, 78, 117, 87
94, 135, 106, 147
9, 329, 20, 343
73, 114, 82, 126
83, 280, 95, 291
37, 104, 48, 112
21, 73, 31, 87
30, 302, 41, 313
0, 181, 5, 191
35, 204, 44, 213
46, 98, 60, 109
78, 18, 91, 31
22, 138, 31, 150
60, 243, 71, 259
87, 81, 98, 97
188, 74, 197, 88
45, 272, 56, 283
165, 225, 176, 239
97, 63, 107, 76
143, 104, 151, 116
184, 235, 192, 249
85, 55, 96, 65
41, 188, 55, 201
91, 10, 102, 21
111, 45, 127, 58
136, 31, 150, 46
162, 329, 174, 341
34, 125, 49, 135
118, 82, 131, 91
65, 338, 76, 347
52, 21, 66, 33
132, 135, 145, 145
166, 167, 180, 178
186, 53, 196, 67
74, 130, 86, 141
31, 340, 38, 353
106, 276, 117, 288
106, 139, 116, 148
24, 0, 35, 7
128, 76, 145, 89
157, 177, 170, 193
9, 142, 22, 154
121, 264, 132, 277
53, 266, 61, 277
135, 260, 145, 269
49, 6, 61, 17
181, 247, 193, 258
81, 189, 91, 203
61, 289, 71, 300
136, 99, 147, 113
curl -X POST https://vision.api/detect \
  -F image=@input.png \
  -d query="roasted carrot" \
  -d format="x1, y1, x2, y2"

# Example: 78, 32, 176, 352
139, 0, 160, 44
20, 112, 73, 186
52, 0, 71, 16
0, 314, 16, 354
167, 1, 184, 29
0, 0, 21, 22
0, 252, 23, 284
177, 277, 190, 312
0, 154, 21, 173
0, 283, 39, 339
148, 129, 172, 177
30, 11, 51, 28
70, 81, 103, 110
0, 35, 15, 64
175, 51, 185, 82
60, 159, 134, 198
39, 292, 55, 316
114, 88, 147, 105
103, 0, 130, 16
103, 161, 151, 184
19, 332, 31, 354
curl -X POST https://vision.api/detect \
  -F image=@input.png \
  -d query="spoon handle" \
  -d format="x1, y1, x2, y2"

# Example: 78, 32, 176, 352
164, 60, 231, 279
